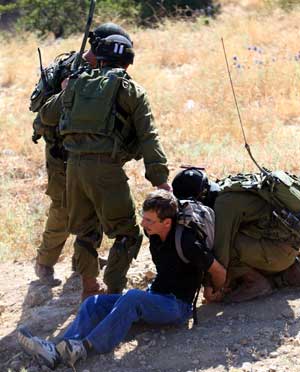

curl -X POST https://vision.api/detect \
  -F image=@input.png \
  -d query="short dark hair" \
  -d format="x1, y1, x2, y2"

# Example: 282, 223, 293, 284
142, 190, 178, 221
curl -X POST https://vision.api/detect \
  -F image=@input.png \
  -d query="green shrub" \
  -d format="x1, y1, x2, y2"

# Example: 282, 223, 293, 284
265, 0, 300, 11
135, 0, 219, 24
0, 0, 218, 38
1, 0, 139, 38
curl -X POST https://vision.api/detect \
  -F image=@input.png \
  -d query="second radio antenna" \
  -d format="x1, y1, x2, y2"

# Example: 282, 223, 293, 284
221, 37, 267, 175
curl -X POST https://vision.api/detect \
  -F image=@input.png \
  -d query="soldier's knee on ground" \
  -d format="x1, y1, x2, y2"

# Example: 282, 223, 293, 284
274, 259, 300, 288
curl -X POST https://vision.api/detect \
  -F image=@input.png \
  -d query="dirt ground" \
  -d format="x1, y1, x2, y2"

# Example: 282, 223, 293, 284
1, 244, 300, 372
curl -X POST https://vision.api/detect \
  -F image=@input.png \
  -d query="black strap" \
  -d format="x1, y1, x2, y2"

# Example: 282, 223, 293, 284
192, 287, 200, 325
175, 225, 189, 264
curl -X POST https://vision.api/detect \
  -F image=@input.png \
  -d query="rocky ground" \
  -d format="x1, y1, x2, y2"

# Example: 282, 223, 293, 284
1, 244, 300, 372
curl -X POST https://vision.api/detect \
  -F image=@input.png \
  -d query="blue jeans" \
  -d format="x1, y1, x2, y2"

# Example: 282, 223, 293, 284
63, 289, 192, 353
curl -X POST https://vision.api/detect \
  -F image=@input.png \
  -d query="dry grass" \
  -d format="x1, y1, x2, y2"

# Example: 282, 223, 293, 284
1, 2, 300, 260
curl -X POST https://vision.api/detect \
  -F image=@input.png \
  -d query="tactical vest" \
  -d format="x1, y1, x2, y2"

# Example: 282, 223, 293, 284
59, 68, 142, 161
218, 171, 300, 241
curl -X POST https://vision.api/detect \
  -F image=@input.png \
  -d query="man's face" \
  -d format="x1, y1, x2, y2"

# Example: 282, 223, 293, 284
141, 210, 171, 237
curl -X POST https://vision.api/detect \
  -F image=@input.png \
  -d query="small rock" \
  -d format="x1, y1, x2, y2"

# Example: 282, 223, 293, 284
242, 362, 252, 371
184, 99, 196, 111
2, 148, 15, 156
240, 338, 249, 345
270, 351, 279, 358
24, 286, 52, 307
269, 366, 277, 372
144, 270, 155, 280
222, 326, 231, 333
27, 367, 40, 372
41, 366, 52, 372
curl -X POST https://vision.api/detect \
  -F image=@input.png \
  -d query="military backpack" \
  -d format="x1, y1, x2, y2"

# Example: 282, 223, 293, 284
218, 170, 300, 239
175, 199, 215, 325
59, 67, 142, 161
30, 51, 77, 113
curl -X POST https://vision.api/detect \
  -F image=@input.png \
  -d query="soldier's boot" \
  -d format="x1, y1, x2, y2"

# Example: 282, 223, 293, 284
81, 276, 107, 301
280, 259, 300, 287
34, 261, 62, 287
224, 269, 273, 303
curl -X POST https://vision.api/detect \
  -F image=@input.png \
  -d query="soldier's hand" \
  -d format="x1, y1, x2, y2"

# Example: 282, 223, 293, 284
157, 182, 172, 192
32, 133, 42, 144
203, 286, 224, 304
61, 77, 70, 90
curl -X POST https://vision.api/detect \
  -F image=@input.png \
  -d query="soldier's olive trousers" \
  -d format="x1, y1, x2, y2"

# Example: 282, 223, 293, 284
66, 153, 142, 291
228, 232, 298, 281
37, 145, 69, 267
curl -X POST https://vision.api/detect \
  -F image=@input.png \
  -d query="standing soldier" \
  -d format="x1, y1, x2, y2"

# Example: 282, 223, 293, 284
40, 26, 171, 299
32, 23, 134, 287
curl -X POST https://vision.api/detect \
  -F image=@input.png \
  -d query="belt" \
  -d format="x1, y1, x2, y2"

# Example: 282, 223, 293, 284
68, 152, 120, 164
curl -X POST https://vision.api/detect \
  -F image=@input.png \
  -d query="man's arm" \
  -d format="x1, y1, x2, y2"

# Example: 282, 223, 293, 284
213, 192, 271, 269
39, 91, 64, 127
207, 259, 226, 289
129, 86, 170, 187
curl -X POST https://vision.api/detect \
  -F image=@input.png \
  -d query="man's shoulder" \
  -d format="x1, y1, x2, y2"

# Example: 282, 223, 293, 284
116, 74, 149, 109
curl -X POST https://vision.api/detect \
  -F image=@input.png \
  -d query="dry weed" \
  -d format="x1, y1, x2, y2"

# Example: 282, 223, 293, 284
1, 3, 300, 260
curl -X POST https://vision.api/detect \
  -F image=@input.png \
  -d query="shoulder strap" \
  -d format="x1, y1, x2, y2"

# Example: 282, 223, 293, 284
175, 225, 190, 264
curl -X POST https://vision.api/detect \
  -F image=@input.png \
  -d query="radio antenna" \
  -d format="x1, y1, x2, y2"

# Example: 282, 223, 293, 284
221, 38, 267, 175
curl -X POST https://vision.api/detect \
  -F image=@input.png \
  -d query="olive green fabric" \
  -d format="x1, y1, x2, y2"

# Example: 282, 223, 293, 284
30, 51, 77, 113
60, 69, 124, 136
36, 144, 69, 267
219, 171, 300, 214
40, 66, 169, 186
66, 153, 142, 288
213, 192, 299, 281
40, 65, 169, 289
104, 234, 143, 291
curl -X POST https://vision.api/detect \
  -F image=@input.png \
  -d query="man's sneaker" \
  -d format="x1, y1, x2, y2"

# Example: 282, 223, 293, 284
17, 326, 60, 370
56, 339, 87, 367
34, 261, 62, 287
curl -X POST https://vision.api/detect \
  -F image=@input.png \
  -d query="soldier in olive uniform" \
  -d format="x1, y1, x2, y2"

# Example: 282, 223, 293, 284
32, 24, 133, 286
40, 29, 171, 299
172, 168, 300, 303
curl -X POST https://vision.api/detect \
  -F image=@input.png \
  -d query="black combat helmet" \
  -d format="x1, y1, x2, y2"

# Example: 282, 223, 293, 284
172, 167, 220, 208
172, 168, 209, 200
88, 23, 134, 64
91, 22, 132, 43
93, 34, 135, 65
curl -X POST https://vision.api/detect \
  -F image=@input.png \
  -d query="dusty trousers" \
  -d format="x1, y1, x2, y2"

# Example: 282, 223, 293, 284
228, 232, 298, 281
66, 153, 142, 291
36, 144, 69, 267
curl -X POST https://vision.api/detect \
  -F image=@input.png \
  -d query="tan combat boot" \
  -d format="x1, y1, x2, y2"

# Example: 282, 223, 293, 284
280, 259, 300, 287
224, 268, 273, 303
34, 261, 61, 287
81, 276, 107, 301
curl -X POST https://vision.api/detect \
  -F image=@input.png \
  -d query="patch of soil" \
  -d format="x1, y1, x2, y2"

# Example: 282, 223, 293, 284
1, 247, 300, 372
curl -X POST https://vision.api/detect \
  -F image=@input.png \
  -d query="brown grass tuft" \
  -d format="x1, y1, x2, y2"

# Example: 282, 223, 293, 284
1, 3, 300, 260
